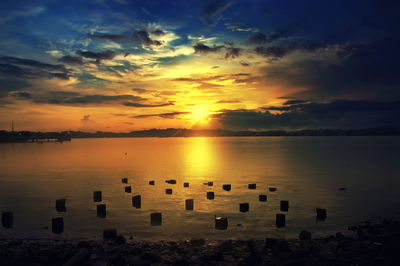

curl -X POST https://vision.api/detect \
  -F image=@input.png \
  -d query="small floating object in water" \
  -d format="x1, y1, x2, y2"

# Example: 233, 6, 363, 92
151, 213, 162, 226
55, 199, 66, 212
240, 203, 249, 212
259, 195, 267, 202
103, 228, 117, 239
222, 184, 231, 191
52, 217, 64, 234
1, 211, 13, 229
149, 180, 155, 185
276, 214, 285, 227
208, 182, 213, 186
338, 187, 347, 191
132, 195, 141, 208
183, 182, 189, 187
185, 199, 194, 210
299, 230, 311, 240
166, 188, 173, 194
206, 191, 214, 200
125, 186, 132, 193
215, 216, 228, 230
316, 208, 327, 221
165, 179, 176, 184
97, 204, 106, 218
93, 191, 102, 202
122, 178, 128, 184
248, 184, 256, 189
280, 200, 289, 212
269, 187, 277, 192
237, 223, 242, 227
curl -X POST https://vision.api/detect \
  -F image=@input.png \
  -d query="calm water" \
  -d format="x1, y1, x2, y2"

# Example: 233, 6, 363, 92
1, 137, 400, 240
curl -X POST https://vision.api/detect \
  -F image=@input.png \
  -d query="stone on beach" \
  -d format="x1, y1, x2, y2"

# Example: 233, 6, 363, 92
122, 178, 128, 184
276, 214, 285, 227
207, 191, 214, 200
166, 188, 173, 194
185, 199, 194, 210
299, 230, 312, 240
103, 228, 117, 239
132, 195, 141, 208
166, 179, 176, 184
52, 217, 64, 234
316, 208, 327, 221
248, 184, 256, 189
222, 184, 231, 191
125, 186, 132, 193
259, 195, 267, 202
183, 182, 189, 187
55, 198, 66, 212
239, 203, 249, 212
280, 200, 289, 212
93, 191, 102, 202
215, 216, 228, 230
1, 211, 13, 229
149, 180, 155, 185
269, 187, 277, 192
151, 213, 162, 226
97, 204, 106, 218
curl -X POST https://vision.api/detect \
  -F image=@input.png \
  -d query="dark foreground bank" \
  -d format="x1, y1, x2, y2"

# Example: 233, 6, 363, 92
1, 219, 399, 266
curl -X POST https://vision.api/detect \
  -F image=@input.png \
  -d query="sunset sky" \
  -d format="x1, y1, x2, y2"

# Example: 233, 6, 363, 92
1, 0, 399, 132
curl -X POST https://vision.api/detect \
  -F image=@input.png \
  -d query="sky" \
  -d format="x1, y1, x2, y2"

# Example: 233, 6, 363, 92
1, 0, 400, 132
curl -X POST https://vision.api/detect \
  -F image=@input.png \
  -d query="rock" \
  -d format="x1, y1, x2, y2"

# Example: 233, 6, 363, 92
93, 191, 102, 202
166, 188, 173, 194
97, 204, 106, 218
276, 214, 285, 227
259, 195, 267, 202
103, 228, 117, 239
183, 182, 189, 187
114, 235, 126, 244
151, 213, 162, 226
239, 203, 249, 212
269, 187, 277, 192
64, 248, 89, 266
336, 232, 345, 240
316, 208, 327, 221
172, 259, 189, 266
166, 179, 176, 184
222, 184, 231, 191
149, 180, 155, 185
9, 239, 22, 246
338, 187, 347, 191
185, 199, 194, 210
206, 191, 214, 200
55, 199, 66, 212
132, 195, 141, 208
299, 230, 312, 240
141, 252, 161, 263
125, 186, 132, 193
248, 184, 256, 189
190, 238, 206, 246
265, 238, 290, 256
215, 216, 228, 230
52, 217, 64, 234
1, 211, 13, 229
280, 200, 289, 212
122, 178, 128, 184
208, 181, 213, 186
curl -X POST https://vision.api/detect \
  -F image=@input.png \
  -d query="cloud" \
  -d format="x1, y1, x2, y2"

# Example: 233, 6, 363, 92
193, 43, 224, 53
200, 0, 233, 26
248, 22, 308, 45
87, 33, 129, 41
150, 29, 165, 36
9, 91, 32, 99
211, 100, 400, 130
58, 55, 84, 65
75, 50, 116, 63
224, 43, 241, 59
132, 88, 150, 94
81, 115, 93, 122
123, 101, 174, 107
255, 42, 327, 59
0, 6, 45, 25
133, 111, 190, 119
239, 61, 250, 66
133, 30, 163, 46
216, 100, 241, 103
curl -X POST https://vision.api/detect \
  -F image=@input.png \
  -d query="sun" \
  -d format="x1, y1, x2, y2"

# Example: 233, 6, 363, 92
186, 107, 212, 125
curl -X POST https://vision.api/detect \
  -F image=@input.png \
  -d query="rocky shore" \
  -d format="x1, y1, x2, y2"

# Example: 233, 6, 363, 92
1, 219, 399, 266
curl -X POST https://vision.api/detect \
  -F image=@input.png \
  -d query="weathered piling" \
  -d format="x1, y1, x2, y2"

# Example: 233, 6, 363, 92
149, 180, 155, 185
183, 182, 189, 187
52, 217, 64, 234
55, 199, 66, 212
207, 191, 214, 200
1, 211, 13, 229
151, 213, 162, 226
269, 187, 277, 192
280, 200, 289, 212
215, 216, 228, 230
103, 228, 117, 240
240, 203, 249, 212
222, 184, 231, 191
208, 182, 213, 186
316, 208, 327, 221
132, 195, 141, 209
97, 204, 106, 218
248, 184, 256, 189
122, 178, 128, 184
93, 191, 102, 202
276, 214, 285, 227
185, 199, 194, 210
259, 195, 267, 202
125, 186, 131, 193
166, 188, 172, 194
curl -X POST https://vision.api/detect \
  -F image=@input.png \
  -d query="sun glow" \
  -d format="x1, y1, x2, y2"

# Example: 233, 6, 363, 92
186, 107, 213, 124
